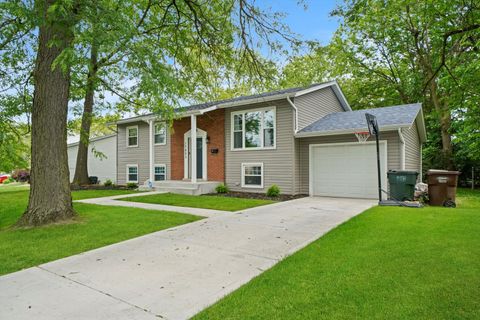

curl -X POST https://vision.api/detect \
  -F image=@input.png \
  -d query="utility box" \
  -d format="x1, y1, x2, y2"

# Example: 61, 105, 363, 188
387, 170, 419, 201
426, 170, 460, 207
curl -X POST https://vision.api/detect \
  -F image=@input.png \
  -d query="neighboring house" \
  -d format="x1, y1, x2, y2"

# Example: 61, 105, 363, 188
115, 81, 426, 198
67, 134, 117, 184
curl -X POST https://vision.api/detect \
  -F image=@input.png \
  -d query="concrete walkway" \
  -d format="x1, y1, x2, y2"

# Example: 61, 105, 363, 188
76, 192, 231, 218
0, 197, 375, 320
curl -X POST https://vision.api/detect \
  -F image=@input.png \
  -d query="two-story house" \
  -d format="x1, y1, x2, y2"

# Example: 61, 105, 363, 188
114, 81, 426, 198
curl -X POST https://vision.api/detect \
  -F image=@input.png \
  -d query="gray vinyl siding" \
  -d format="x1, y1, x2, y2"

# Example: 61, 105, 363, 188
294, 87, 345, 130
295, 131, 401, 194
404, 123, 422, 179
153, 123, 171, 180
225, 99, 296, 194
117, 122, 150, 185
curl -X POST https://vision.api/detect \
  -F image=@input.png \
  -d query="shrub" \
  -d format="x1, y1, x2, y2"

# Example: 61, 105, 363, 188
215, 183, 229, 194
12, 169, 30, 183
266, 184, 280, 197
104, 179, 113, 187
126, 182, 138, 189
2, 177, 14, 184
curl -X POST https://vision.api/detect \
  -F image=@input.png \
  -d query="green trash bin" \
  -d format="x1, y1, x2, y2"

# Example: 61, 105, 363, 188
387, 170, 419, 201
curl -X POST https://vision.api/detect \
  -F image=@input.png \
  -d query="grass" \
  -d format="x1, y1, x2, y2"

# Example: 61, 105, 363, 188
120, 192, 276, 211
0, 187, 201, 276
71, 189, 140, 200
194, 188, 480, 320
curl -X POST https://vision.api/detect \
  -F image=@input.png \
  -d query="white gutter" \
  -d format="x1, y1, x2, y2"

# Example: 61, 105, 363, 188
294, 124, 411, 138
286, 96, 299, 133
398, 128, 406, 170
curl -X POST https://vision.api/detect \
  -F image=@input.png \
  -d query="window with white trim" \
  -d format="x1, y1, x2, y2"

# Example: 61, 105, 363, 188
242, 163, 263, 188
127, 165, 138, 182
127, 126, 138, 147
154, 123, 166, 145
154, 165, 166, 181
232, 107, 275, 149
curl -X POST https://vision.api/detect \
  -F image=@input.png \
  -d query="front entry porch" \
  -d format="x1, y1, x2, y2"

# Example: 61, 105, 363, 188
151, 180, 219, 195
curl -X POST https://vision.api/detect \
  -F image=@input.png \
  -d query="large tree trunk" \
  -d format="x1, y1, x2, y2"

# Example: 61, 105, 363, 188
17, 0, 76, 227
72, 43, 98, 185
429, 78, 454, 169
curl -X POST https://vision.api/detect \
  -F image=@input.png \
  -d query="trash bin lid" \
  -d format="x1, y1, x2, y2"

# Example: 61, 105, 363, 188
388, 170, 418, 175
427, 169, 460, 175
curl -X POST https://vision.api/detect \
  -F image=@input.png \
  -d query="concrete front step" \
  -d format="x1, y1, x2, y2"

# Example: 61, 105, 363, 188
149, 181, 221, 195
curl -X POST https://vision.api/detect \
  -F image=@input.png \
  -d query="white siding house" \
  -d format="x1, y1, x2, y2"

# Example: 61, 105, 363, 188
67, 134, 117, 183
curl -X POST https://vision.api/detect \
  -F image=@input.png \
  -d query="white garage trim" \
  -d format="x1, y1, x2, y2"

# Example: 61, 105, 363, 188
308, 141, 388, 198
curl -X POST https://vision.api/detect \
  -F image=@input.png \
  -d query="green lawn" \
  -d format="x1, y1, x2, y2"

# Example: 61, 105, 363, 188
120, 193, 276, 211
0, 188, 201, 276
194, 188, 480, 320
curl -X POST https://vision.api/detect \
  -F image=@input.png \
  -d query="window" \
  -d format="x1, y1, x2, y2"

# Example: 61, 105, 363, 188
242, 163, 263, 188
127, 126, 138, 147
154, 123, 166, 145
127, 165, 138, 182
231, 107, 275, 150
154, 165, 166, 181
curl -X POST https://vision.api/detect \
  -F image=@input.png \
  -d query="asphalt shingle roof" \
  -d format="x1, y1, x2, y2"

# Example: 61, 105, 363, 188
180, 83, 327, 112
298, 103, 421, 134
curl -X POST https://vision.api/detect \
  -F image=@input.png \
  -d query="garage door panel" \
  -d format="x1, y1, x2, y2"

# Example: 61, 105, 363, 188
310, 142, 387, 199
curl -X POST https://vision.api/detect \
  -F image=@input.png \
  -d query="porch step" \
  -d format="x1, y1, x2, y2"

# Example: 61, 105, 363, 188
151, 181, 220, 196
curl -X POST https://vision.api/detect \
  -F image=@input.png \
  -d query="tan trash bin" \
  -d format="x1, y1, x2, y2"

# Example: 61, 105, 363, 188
426, 170, 460, 207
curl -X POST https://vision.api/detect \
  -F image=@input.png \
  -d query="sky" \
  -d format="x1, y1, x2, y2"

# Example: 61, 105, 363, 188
258, 0, 341, 47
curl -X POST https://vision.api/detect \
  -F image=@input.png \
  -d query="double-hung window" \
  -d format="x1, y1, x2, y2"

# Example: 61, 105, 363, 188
127, 126, 138, 147
232, 107, 276, 150
127, 165, 138, 183
242, 163, 263, 188
154, 165, 166, 181
154, 123, 166, 145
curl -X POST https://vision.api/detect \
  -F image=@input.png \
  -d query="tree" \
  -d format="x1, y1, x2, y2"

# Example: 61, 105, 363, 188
281, 0, 480, 171
71, 0, 295, 185
2, 0, 298, 226
331, 0, 479, 169
16, 0, 78, 226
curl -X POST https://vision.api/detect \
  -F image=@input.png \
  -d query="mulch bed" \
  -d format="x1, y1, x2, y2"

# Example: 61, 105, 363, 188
204, 191, 308, 202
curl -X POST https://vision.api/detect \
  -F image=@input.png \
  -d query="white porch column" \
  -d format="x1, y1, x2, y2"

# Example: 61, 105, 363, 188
149, 119, 154, 184
190, 115, 197, 183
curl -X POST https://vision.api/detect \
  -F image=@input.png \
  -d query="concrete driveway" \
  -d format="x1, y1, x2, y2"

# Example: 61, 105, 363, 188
0, 197, 375, 320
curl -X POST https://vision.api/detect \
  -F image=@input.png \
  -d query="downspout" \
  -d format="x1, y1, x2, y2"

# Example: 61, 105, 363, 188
286, 96, 298, 133
398, 128, 406, 170
287, 96, 298, 195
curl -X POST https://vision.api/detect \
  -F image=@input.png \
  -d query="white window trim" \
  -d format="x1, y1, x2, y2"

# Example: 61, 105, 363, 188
241, 162, 264, 189
126, 164, 139, 183
126, 125, 139, 148
154, 122, 167, 146
231, 106, 276, 151
154, 164, 167, 181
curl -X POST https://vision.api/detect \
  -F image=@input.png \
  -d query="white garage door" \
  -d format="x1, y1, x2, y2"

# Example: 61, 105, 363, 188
310, 142, 387, 199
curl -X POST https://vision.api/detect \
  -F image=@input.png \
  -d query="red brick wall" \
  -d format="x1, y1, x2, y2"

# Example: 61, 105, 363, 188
170, 109, 225, 181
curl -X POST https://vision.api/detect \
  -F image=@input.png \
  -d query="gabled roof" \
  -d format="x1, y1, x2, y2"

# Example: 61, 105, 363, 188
296, 103, 426, 142
116, 80, 350, 124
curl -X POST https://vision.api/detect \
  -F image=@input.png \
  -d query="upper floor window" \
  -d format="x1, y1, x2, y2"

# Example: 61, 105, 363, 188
154, 123, 166, 145
127, 126, 138, 147
232, 107, 276, 150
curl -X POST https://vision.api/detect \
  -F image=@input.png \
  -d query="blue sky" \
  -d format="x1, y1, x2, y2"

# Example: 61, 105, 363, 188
259, 0, 341, 46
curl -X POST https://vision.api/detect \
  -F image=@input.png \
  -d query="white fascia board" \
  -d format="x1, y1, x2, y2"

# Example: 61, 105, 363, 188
294, 125, 410, 138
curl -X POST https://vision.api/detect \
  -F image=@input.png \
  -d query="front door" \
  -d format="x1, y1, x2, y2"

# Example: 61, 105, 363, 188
187, 137, 203, 179
184, 128, 207, 180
